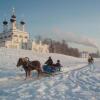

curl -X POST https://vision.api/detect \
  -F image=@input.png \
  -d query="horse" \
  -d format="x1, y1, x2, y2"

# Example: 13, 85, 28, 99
16, 57, 42, 79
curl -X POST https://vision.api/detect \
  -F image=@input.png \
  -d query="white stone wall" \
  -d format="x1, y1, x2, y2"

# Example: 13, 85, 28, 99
0, 29, 49, 53
5, 41, 20, 48
2, 38, 49, 53
0, 41, 5, 47
11, 30, 29, 43
32, 41, 49, 53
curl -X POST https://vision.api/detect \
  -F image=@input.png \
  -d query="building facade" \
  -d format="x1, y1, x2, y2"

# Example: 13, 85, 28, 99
0, 9, 49, 53
80, 51, 89, 58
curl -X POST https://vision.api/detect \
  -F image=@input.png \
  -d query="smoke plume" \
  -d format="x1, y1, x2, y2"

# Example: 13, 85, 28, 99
52, 30, 98, 48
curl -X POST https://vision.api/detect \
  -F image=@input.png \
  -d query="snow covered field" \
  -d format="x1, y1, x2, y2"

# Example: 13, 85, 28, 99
0, 47, 100, 100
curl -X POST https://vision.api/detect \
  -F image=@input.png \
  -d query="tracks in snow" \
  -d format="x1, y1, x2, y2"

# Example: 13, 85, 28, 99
67, 62, 100, 100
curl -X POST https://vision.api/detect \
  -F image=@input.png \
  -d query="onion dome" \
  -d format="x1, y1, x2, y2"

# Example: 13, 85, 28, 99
20, 21, 25, 25
11, 14, 16, 18
3, 20, 8, 25
11, 8, 16, 18
10, 18, 16, 22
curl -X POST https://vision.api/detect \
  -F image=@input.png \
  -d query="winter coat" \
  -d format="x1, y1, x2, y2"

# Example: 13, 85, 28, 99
45, 58, 53, 66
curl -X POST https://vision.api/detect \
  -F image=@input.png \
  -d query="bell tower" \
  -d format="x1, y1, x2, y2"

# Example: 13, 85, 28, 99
10, 8, 16, 30
20, 20, 25, 31
3, 18, 8, 32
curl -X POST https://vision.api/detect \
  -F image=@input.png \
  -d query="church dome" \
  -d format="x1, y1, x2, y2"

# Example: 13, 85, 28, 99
11, 14, 16, 18
20, 21, 25, 25
10, 18, 16, 22
3, 20, 8, 25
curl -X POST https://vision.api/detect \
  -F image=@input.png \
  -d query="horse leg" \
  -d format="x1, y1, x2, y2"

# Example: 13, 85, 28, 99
37, 69, 42, 77
28, 70, 32, 79
37, 70, 39, 77
27, 70, 29, 79
25, 71, 28, 80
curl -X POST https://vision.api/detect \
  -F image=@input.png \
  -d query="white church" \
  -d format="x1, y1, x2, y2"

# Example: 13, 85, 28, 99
0, 9, 49, 53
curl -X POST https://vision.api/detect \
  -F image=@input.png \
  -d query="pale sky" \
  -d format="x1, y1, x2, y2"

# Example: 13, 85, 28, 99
0, 0, 100, 52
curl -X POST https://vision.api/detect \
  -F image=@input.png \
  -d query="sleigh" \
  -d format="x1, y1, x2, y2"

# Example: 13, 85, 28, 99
43, 64, 61, 74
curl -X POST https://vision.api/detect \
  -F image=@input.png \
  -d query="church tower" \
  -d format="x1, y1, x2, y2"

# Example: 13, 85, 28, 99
3, 18, 8, 32
10, 8, 16, 30
20, 20, 25, 31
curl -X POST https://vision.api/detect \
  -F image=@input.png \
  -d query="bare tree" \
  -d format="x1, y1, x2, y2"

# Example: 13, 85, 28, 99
42, 38, 80, 57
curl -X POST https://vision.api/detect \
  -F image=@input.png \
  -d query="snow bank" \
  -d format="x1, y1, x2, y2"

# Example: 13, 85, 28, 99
0, 47, 99, 100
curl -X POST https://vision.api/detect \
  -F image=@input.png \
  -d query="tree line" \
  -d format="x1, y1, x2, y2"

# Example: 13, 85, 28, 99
35, 36, 100, 58
42, 38, 80, 57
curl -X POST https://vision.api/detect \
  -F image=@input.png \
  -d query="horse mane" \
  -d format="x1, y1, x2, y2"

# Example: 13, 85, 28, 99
21, 57, 29, 62
24, 57, 29, 61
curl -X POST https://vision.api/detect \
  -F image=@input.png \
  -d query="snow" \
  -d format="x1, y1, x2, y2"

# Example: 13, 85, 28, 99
0, 47, 100, 100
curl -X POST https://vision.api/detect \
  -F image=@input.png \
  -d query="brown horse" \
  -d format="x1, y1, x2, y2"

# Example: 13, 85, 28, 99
16, 57, 42, 79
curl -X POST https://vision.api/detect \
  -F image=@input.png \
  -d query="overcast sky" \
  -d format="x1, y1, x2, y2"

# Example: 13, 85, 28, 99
0, 0, 100, 52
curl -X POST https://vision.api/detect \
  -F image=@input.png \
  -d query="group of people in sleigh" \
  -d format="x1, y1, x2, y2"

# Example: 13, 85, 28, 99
16, 55, 94, 79
43, 57, 63, 73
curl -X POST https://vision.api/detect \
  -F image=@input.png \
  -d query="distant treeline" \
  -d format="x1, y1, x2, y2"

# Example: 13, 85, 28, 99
90, 52, 100, 58
42, 38, 80, 57
35, 36, 100, 58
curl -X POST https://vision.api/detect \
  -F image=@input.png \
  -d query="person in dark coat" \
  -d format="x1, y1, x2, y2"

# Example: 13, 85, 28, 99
45, 56, 53, 66
55, 60, 62, 71
88, 55, 94, 64
43, 57, 54, 73
90, 56, 94, 63
88, 55, 94, 71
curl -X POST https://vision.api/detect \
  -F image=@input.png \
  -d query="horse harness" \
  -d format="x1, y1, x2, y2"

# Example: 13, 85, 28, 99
27, 61, 34, 67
